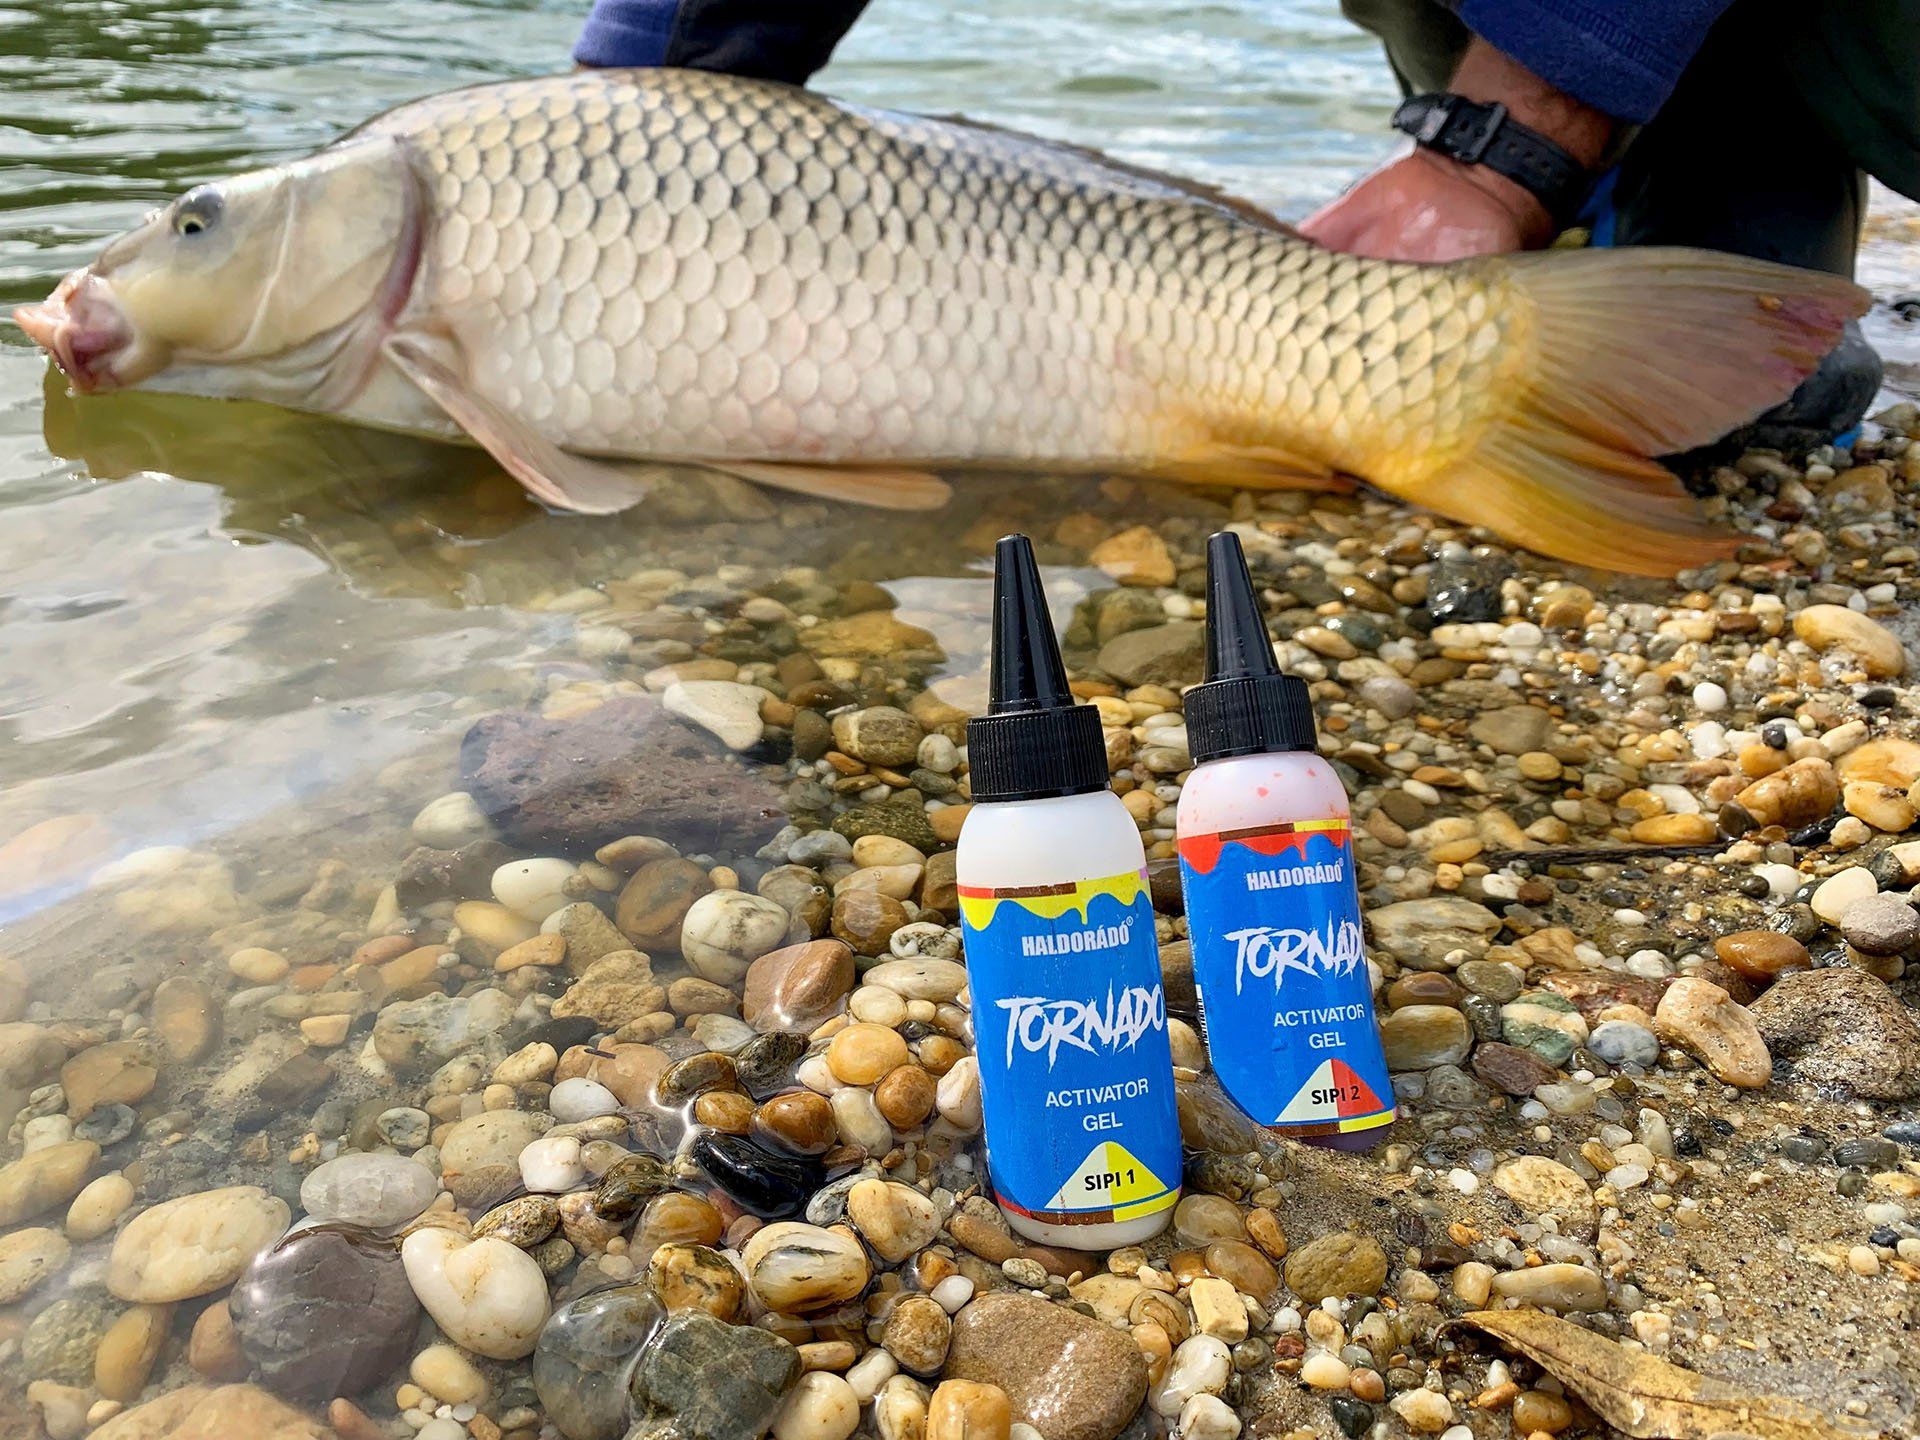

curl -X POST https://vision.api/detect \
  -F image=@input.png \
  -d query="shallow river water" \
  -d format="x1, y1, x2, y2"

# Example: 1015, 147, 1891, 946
0, 0, 1396, 920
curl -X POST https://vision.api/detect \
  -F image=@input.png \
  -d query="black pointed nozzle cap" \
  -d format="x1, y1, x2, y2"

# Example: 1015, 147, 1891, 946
967, 535, 1109, 804
1186, 531, 1319, 764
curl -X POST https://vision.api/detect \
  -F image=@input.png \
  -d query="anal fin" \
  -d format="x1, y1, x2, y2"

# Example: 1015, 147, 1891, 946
707, 459, 952, 511
1148, 441, 1354, 493
383, 332, 652, 514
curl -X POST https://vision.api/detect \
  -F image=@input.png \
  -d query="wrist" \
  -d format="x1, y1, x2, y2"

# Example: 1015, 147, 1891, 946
1449, 37, 1615, 168
1417, 148, 1555, 246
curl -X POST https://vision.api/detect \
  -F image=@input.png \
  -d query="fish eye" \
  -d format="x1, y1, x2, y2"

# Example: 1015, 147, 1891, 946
172, 187, 224, 238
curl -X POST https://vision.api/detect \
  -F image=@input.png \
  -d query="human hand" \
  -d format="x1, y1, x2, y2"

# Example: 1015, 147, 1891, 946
1299, 145, 1552, 262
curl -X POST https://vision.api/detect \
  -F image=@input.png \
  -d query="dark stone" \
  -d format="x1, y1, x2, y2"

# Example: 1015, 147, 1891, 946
228, 1224, 420, 1402
594, 1156, 675, 1221
1425, 552, 1509, 623
830, 802, 939, 853
519, 1016, 603, 1054
656, 1053, 737, 1107
1460, 994, 1503, 1042
1146, 859, 1185, 915
1159, 940, 1196, 1018
1884, 1120, 1920, 1149
21, 1296, 120, 1385
1185, 1153, 1258, 1201
1780, 1134, 1828, 1163
460, 696, 784, 855
1834, 1137, 1900, 1170
1328, 1395, 1373, 1439
74, 1104, 136, 1147
735, 1033, 808, 1099
536, 1283, 667, 1440
688, 1131, 823, 1219
628, 1310, 801, 1440
1415, 1240, 1468, 1271
1424, 1064, 1491, 1110
395, 839, 518, 908
1471, 1042, 1559, 1096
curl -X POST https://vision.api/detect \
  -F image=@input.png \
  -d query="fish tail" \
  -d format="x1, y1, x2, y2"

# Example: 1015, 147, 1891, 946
1415, 247, 1869, 576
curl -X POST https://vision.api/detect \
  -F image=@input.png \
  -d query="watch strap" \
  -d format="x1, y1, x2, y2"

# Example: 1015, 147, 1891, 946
1391, 92, 1591, 225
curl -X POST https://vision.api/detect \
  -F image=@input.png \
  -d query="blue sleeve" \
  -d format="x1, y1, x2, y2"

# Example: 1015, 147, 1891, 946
1455, 0, 1737, 123
574, 0, 680, 68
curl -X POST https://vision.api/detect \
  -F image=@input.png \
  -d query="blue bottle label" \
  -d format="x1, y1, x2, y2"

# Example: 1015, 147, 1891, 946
1178, 819, 1394, 1137
958, 869, 1182, 1226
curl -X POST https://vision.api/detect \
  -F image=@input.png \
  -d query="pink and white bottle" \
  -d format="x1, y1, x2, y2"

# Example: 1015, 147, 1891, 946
1175, 532, 1394, 1149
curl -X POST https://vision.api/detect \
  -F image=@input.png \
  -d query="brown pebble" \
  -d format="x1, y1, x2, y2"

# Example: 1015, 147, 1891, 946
750, 1091, 839, 1156
615, 857, 713, 949
649, 1241, 747, 1321
873, 1065, 937, 1129
831, 891, 911, 957
1203, 1239, 1279, 1299
1349, 1368, 1385, 1403
1385, 973, 1461, 1010
927, 1379, 1012, 1440
827, 1024, 910, 1085
917, 1036, 966, 1076
95, 1302, 171, 1401
634, 1192, 725, 1258
882, 1293, 953, 1375
655, 1052, 737, 1106
1511, 1390, 1573, 1433
693, 1090, 755, 1134
187, 1301, 249, 1382
1245, 1208, 1288, 1260
1713, 930, 1812, 983
330, 1399, 390, 1440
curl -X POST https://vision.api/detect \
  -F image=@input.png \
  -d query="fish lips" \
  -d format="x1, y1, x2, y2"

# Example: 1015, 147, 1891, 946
14, 269, 137, 394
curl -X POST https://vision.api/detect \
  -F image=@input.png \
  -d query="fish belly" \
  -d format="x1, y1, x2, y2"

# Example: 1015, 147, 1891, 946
364, 69, 1512, 476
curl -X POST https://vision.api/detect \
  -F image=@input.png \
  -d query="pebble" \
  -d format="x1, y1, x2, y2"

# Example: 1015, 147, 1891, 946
651, 1241, 749, 1321
0, 1227, 69, 1303
1793, 604, 1906, 677
1655, 978, 1772, 1088
1283, 1233, 1387, 1302
946, 1292, 1148, 1440
550, 1076, 623, 1122
1588, 1020, 1660, 1068
94, 1303, 169, 1402
229, 1224, 420, 1401
742, 1222, 872, 1311
108, 1186, 290, 1302
753, 1092, 839, 1156
683, 889, 794, 985
1714, 930, 1812, 983
1299, 1351, 1351, 1390
848, 1178, 940, 1263
1750, 967, 1920, 1100
1388, 1388, 1453, 1433
629, 1309, 802, 1440
300, 1153, 437, 1229
1488, 1262, 1608, 1311
521, 1135, 588, 1193
400, 1228, 552, 1359
690, 1131, 822, 1219
1810, 866, 1878, 925
1839, 892, 1919, 955
411, 790, 494, 848
665, 679, 771, 751
65, 1173, 135, 1242
533, 1284, 666, 1440
883, 1293, 954, 1375
827, 1023, 911, 1084
1150, 1335, 1232, 1417
743, 940, 857, 1033
1490, 1156, 1591, 1216
928, 1379, 1014, 1440
1378, 1006, 1472, 1070
775, 1371, 863, 1440
491, 857, 580, 923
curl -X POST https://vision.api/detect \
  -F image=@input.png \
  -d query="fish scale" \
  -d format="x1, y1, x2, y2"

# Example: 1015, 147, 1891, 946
362, 67, 1503, 470
19, 68, 1868, 572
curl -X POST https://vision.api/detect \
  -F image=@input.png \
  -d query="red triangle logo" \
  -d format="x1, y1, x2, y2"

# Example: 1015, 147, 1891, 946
1327, 1058, 1384, 1117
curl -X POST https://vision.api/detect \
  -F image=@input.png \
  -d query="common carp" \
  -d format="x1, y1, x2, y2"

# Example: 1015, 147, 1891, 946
15, 68, 1867, 574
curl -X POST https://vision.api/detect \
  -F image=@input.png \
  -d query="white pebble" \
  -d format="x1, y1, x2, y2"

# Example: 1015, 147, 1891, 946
845, 1349, 898, 1404
411, 792, 494, 848
1150, 1335, 1231, 1416
931, 1275, 974, 1313
1174, 1394, 1241, 1440
1691, 681, 1728, 713
491, 858, 578, 923
771, 1371, 860, 1440
518, 1136, 586, 1193
548, 1078, 621, 1124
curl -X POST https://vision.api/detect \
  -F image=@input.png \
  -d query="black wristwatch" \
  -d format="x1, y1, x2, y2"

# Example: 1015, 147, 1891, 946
1391, 92, 1592, 226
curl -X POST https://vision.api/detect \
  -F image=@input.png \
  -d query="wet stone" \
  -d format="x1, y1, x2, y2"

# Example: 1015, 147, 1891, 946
593, 1155, 675, 1221
833, 802, 941, 855
1422, 1065, 1489, 1110
657, 1052, 738, 1107
228, 1224, 420, 1402
1283, 1233, 1388, 1303
628, 1310, 803, 1440
534, 1284, 667, 1440
22, 1295, 119, 1385
1470, 1042, 1558, 1096
475, 1195, 562, 1248
944, 1291, 1148, 1440
1455, 961, 1522, 1003
689, 1130, 824, 1219
736, 1032, 809, 1098
1750, 968, 1920, 1100
1714, 930, 1812, 983
299, 1153, 437, 1230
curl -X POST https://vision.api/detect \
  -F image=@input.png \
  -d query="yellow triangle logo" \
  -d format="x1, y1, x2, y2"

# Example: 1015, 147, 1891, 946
1044, 1140, 1174, 1213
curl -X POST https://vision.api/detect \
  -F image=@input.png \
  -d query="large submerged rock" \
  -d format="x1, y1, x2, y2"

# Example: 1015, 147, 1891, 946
460, 695, 784, 854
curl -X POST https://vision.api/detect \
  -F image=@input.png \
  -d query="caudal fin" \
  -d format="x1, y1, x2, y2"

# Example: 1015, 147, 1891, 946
1434, 247, 1868, 576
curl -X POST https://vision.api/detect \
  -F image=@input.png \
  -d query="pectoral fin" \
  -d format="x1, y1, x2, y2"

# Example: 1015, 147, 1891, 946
707, 459, 952, 511
383, 332, 653, 514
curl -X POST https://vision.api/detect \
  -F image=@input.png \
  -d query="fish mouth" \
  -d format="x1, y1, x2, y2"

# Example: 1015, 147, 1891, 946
13, 269, 136, 394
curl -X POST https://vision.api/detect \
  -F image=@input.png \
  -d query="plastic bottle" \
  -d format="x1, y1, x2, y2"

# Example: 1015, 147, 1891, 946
1175, 531, 1394, 1149
956, 534, 1183, 1247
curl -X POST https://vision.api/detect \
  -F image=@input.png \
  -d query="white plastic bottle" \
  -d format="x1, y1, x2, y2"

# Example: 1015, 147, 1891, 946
1175, 532, 1394, 1150
956, 535, 1182, 1248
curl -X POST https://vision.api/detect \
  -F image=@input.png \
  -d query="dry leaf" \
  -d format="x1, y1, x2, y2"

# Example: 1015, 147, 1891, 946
1453, 1310, 1876, 1440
